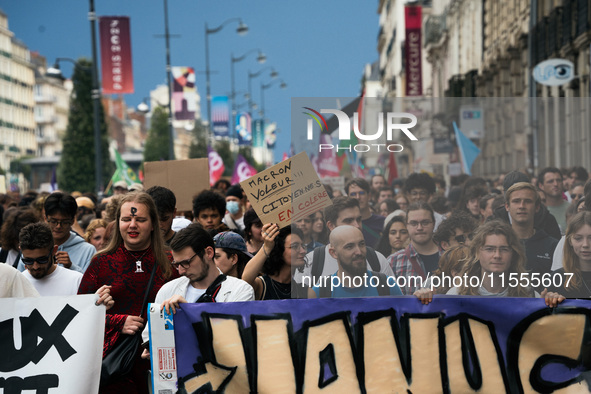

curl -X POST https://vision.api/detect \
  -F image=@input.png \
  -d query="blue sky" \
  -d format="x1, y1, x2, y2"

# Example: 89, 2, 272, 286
2, 1, 379, 163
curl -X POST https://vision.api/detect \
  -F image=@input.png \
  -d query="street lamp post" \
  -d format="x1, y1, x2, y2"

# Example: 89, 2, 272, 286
205, 18, 248, 142
248, 67, 278, 110
89, 0, 103, 196
163, 0, 175, 160
260, 79, 287, 120
231, 49, 266, 131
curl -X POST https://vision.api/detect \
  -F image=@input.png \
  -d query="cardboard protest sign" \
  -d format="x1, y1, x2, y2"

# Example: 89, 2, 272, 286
164, 297, 591, 393
0, 295, 105, 394
144, 158, 210, 212
147, 303, 177, 394
241, 152, 332, 228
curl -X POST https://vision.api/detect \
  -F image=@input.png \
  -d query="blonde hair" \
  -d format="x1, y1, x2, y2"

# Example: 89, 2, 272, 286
84, 218, 107, 243
457, 220, 532, 297
563, 211, 591, 290
100, 192, 171, 279
432, 245, 470, 294
504, 182, 540, 207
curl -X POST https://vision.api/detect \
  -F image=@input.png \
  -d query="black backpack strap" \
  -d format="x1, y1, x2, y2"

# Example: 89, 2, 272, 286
371, 272, 391, 296
366, 247, 381, 272
311, 245, 326, 281
318, 276, 332, 298
12, 251, 21, 268
0, 248, 9, 264
197, 274, 227, 303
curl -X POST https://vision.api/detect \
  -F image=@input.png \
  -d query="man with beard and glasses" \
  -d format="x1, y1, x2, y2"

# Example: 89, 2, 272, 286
311, 226, 402, 298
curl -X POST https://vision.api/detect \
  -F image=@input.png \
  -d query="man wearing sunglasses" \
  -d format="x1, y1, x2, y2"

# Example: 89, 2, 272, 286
432, 211, 478, 251
17, 192, 96, 274
20, 222, 83, 296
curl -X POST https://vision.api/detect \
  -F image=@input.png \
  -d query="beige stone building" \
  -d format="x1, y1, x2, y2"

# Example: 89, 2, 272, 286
0, 10, 36, 177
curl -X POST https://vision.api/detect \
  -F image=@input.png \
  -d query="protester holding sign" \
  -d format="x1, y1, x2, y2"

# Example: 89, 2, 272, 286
78, 191, 176, 393
242, 223, 309, 299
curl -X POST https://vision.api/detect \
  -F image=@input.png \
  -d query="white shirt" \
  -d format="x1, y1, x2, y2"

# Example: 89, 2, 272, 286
22, 265, 83, 296
0, 264, 39, 298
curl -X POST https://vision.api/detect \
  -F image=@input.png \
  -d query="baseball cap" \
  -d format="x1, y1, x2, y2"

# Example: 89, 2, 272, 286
128, 183, 144, 192
113, 180, 128, 189
213, 231, 253, 258
76, 196, 95, 210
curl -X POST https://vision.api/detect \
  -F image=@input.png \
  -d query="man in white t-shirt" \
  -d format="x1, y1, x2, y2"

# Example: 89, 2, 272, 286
20, 222, 83, 296
142, 224, 254, 359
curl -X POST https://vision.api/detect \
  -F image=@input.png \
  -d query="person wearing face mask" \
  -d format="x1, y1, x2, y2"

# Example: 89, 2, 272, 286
223, 185, 246, 236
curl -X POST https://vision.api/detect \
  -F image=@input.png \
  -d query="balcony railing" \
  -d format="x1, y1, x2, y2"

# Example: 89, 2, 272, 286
424, 14, 446, 47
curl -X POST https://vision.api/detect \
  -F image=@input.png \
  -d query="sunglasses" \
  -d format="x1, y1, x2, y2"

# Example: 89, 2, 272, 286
454, 233, 474, 244
22, 251, 53, 266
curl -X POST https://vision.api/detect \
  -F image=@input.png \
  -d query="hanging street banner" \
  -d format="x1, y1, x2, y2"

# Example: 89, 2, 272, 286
148, 297, 591, 393
99, 16, 134, 94
236, 112, 253, 146
212, 96, 230, 138
0, 295, 105, 393
172, 67, 197, 120
252, 119, 265, 148
404, 5, 422, 96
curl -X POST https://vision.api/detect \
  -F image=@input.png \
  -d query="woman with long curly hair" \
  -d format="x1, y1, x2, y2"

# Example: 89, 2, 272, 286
241, 223, 308, 299
552, 211, 591, 298
78, 192, 176, 393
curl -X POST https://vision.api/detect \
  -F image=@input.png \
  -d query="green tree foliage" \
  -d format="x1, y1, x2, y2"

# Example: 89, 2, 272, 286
143, 106, 171, 163
188, 120, 208, 159
238, 146, 264, 171
58, 58, 113, 193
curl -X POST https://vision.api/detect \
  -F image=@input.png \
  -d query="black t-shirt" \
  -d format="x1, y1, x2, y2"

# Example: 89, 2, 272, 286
551, 268, 591, 298
418, 252, 440, 274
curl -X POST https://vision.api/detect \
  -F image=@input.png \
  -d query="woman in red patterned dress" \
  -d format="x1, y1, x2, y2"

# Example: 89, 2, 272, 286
79, 191, 176, 393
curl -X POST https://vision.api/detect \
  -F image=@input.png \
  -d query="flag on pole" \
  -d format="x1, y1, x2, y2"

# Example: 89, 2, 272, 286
207, 146, 225, 186
231, 155, 257, 184
111, 149, 140, 186
453, 121, 481, 175
50, 167, 58, 192
387, 150, 399, 184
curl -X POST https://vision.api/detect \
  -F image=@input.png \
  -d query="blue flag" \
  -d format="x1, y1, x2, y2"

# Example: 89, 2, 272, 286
453, 121, 480, 175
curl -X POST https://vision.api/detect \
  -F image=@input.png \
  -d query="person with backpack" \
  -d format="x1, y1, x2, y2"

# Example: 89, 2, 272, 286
309, 226, 402, 298
293, 197, 395, 285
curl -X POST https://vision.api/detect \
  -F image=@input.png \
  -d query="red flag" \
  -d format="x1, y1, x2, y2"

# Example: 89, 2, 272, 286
387, 150, 399, 184
208, 146, 225, 186
231, 155, 257, 184
282, 152, 289, 161
99, 17, 134, 94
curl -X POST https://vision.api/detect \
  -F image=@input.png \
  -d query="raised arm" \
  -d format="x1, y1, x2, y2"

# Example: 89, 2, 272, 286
241, 223, 279, 299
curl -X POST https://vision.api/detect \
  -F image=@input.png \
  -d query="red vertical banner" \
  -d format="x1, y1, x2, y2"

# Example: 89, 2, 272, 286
99, 16, 134, 94
404, 5, 422, 96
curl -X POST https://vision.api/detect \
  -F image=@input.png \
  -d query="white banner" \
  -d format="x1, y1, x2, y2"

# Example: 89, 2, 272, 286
147, 303, 177, 394
0, 295, 105, 393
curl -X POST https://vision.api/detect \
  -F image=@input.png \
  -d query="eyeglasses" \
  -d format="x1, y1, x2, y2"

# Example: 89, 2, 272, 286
571, 194, 583, 200
481, 246, 512, 255
407, 220, 433, 228
288, 242, 306, 250
22, 252, 53, 266
349, 191, 367, 198
172, 253, 198, 269
47, 218, 73, 227
410, 190, 428, 197
454, 233, 474, 244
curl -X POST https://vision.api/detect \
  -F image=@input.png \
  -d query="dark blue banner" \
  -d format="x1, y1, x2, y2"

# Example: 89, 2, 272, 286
172, 297, 591, 393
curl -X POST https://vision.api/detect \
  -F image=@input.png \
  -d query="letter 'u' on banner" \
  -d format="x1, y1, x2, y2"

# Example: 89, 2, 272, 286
0, 295, 105, 394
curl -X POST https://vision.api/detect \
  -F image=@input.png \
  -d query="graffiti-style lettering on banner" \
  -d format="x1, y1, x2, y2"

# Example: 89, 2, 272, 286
0, 295, 105, 393
169, 297, 591, 393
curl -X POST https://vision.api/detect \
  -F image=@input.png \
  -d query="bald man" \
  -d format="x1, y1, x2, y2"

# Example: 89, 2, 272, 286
311, 226, 402, 298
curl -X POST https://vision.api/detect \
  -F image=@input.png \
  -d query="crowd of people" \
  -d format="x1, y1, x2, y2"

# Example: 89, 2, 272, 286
2, 165, 590, 392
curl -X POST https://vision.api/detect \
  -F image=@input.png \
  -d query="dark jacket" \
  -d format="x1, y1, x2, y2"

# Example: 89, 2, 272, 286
491, 205, 562, 240
522, 229, 558, 277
